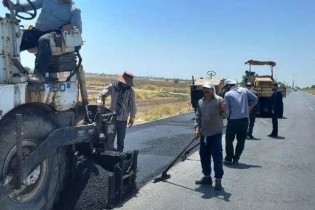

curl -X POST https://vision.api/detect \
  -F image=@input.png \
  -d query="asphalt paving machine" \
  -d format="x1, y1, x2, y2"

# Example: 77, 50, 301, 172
190, 71, 224, 112
0, 1, 138, 209
244, 59, 286, 116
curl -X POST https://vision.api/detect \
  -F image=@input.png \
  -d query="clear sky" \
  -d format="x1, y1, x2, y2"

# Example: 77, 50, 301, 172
1, 0, 315, 87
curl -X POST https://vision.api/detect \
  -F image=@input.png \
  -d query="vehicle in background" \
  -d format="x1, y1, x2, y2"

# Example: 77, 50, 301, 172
190, 71, 224, 112
244, 59, 286, 116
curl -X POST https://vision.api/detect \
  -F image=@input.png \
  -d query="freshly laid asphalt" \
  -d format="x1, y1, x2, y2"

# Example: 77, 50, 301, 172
117, 90, 315, 210
56, 91, 315, 210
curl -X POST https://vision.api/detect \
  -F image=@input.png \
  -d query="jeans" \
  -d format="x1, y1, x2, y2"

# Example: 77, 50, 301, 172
199, 133, 224, 179
225, 118, 248, 161
116, 120, 127, 152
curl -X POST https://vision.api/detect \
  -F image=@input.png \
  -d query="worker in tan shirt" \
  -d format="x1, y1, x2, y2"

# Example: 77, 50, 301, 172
99, 71, 137, 152
194, 82, 226, 190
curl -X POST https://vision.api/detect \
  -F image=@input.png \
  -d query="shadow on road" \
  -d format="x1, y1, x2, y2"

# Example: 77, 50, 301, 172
195, 185, 231, 201
184, 158, 200, 162
224, 163, 262, 170
267, 136, 286, 140
246, 137, 261, 140
163, 181, 231, 202
256, 115, 287, 119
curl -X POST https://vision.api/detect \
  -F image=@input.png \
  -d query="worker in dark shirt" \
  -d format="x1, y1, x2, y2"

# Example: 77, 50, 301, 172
245, 82, 260, 139
268, 82, 283, 138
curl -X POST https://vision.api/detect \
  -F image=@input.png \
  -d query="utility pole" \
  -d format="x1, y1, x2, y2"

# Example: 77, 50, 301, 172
292, 74, 295, 89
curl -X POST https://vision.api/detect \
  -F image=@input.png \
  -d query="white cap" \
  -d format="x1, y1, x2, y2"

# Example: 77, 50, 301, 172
223, 79, 237, 88
202, 82, 215, 89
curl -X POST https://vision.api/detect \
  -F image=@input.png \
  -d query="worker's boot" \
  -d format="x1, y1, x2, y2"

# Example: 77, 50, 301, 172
247, 133, 254, 139
195, 176, 212, 185
214, 179, 222, 190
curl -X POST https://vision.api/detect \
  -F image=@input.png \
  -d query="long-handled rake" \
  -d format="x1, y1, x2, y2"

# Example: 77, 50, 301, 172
181, 142, 200, 161
153, 136, 199, 183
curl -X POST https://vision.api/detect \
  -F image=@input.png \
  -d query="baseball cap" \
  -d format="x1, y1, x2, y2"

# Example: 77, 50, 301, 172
223, 79, 237, 88
202, 82, 215, 89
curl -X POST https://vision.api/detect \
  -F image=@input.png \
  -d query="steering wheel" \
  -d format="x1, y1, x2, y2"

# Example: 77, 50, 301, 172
13, 0, 37, 20
207, 71, 216, 79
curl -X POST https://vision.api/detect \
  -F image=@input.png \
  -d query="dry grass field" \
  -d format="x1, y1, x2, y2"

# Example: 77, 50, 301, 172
85, 74, 194, 123
305, 89, 315, 95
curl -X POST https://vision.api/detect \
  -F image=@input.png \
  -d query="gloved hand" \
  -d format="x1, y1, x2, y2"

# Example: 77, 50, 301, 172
128, 117, 135, 127
194, 129, 200, 139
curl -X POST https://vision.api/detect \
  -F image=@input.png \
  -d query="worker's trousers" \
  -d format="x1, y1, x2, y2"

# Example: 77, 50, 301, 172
225, 118, 248, 161
271, 113, 279, 136
21, 28, 58, 76
247, 112, 256, 136
199, 133, 224, 179
115, 120, 127, 152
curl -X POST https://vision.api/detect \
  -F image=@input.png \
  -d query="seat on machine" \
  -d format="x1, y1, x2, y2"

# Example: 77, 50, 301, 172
27, 29, 83, 80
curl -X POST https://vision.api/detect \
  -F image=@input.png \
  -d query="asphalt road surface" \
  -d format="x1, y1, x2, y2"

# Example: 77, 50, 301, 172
125, 112, 197, 187
121, 90, 315, 210
58, 90, 315, 209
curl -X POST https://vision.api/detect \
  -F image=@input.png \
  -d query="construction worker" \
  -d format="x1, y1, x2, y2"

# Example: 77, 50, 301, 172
99, 71, 137, 152
194, 82, 226, 190
222, 79, 258, 164
268, 82, 283, 138
2, 0, 82, 82
245, 82, 260, 139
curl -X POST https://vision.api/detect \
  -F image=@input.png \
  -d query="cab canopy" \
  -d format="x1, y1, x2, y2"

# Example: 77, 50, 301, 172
245, 60, 276, 67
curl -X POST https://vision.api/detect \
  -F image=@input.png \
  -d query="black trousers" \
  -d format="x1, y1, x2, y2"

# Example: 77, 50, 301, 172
247, 112, 256, 136
20, 29, 46, 51
225, 118, 248, 161
115, 120, 127, 152
271, 113, 278, 136
21, 29, 54, 76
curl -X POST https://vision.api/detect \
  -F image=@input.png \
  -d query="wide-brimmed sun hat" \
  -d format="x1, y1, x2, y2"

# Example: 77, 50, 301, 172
117, 71, 134, 86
